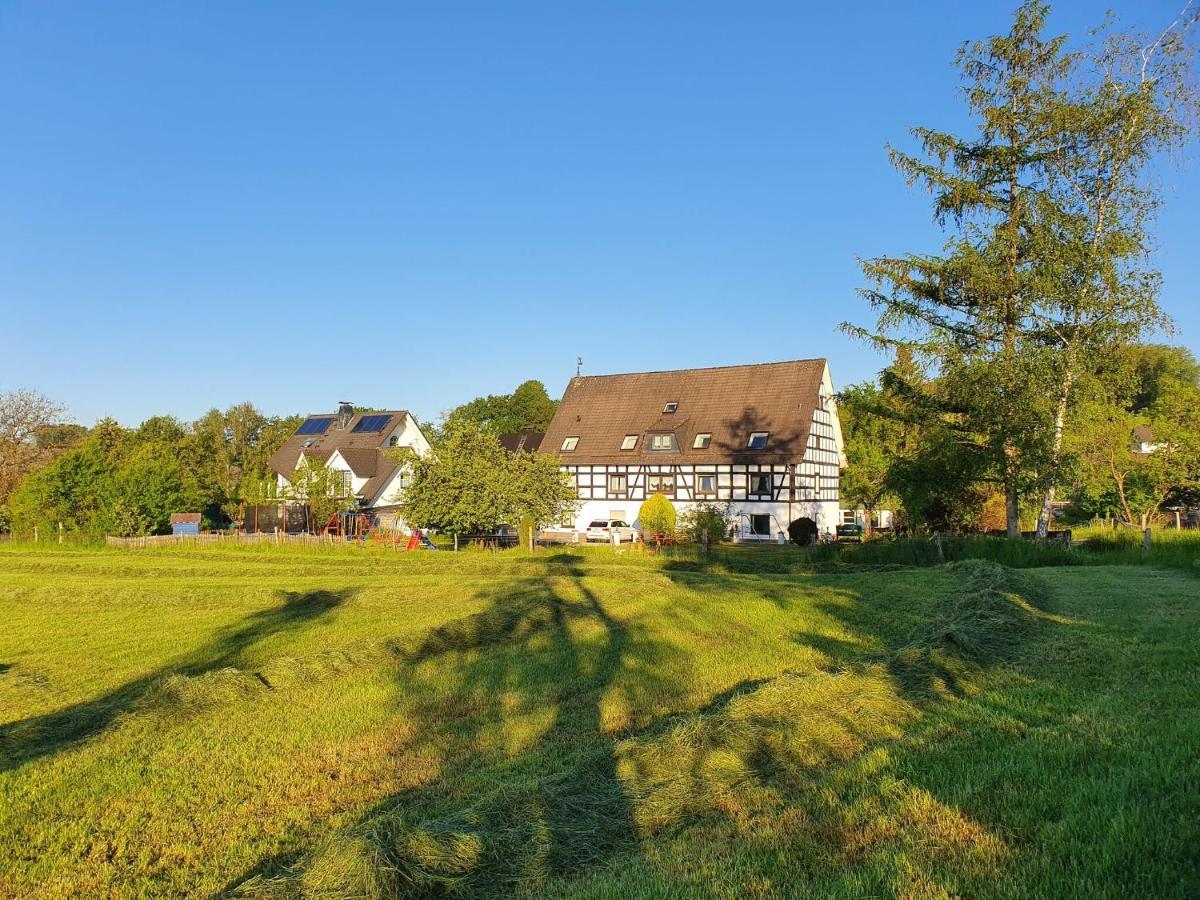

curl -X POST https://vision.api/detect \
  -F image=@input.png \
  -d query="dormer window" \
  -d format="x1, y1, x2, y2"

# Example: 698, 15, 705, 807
692, 433, 712, 449
747, 432, 768, 450
647, 433, 676, 452
620, 435, 638, 451
663, 401, 678, 414
561, 436, 579, 452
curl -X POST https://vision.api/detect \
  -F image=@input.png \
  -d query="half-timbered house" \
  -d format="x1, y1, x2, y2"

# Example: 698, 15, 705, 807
540, 359, 846, 541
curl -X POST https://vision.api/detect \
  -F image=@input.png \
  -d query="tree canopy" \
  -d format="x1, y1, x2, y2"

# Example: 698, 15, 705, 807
440, 380, 558, 439
400, 418, 576, 537
6, 403, 302, 537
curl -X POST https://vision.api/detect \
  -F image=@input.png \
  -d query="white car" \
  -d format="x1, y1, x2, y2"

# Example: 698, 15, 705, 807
585, 519, 638, 543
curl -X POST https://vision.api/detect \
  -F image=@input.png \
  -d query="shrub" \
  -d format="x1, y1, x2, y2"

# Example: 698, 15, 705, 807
638, 494, 676, 546
678, 503, 732, 543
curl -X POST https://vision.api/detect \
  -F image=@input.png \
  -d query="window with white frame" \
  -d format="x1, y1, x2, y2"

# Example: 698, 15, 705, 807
693, 432, 712, 449
663, 401, 678, 414
561, 436, 579, 452
608, 473, 627, 495
695, 473, 717, 496
751, 473, 772, 495
620, 434, 638, 451
747, 432, 768, 450
647, 433, 675, 451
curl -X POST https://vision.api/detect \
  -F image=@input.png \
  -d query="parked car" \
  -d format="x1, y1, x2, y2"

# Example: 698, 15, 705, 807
585, 519, 638, 543
494, 525, 520, 548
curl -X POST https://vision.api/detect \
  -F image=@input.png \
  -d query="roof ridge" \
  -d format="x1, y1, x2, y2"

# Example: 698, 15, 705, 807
569, 358, 827, 381
301, 409, 408, 418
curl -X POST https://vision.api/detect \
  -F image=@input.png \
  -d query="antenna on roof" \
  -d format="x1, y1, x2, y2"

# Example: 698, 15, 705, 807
576, 356, 582, 377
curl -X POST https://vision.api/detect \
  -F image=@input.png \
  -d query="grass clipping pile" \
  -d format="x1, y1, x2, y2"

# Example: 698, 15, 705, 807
238, 560, 1050, 899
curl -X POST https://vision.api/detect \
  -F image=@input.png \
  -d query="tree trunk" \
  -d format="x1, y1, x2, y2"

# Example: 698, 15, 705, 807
1005, 480, 1020, 538
1037, 365, 1075, 539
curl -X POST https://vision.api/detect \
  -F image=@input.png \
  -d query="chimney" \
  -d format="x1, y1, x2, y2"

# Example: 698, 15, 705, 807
337, 401, 354, 429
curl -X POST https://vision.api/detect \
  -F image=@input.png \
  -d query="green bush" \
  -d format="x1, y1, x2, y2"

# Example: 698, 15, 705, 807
638, 494, 676, 544
678, 503, 732, 543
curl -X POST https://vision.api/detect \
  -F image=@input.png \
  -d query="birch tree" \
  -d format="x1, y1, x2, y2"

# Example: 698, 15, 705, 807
1032, 3, 1199, 536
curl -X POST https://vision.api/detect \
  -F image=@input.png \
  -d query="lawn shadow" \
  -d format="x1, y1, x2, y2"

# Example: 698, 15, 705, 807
232, 560, 689, 896
0, 588, 354, 773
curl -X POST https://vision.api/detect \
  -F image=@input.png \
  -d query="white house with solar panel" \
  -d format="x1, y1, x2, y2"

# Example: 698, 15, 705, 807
266, 403, 431, 530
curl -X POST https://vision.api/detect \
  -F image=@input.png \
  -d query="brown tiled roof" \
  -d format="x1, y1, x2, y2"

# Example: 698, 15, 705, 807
337, 448, 379, 478
358, 457, 400, 502
170, 513, 202, 525
1133, 425, 1155, 444
268, 411, 408, 478
498, 430, 545, 453
540, 359, 828, 465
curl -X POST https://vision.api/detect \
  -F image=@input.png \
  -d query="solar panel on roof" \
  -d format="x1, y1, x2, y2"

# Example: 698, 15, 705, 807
352, 414, 391, 433
296, 417, 333, 435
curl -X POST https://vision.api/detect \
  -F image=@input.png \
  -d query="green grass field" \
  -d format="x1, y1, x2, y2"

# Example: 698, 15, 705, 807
1, 545, 1197, 898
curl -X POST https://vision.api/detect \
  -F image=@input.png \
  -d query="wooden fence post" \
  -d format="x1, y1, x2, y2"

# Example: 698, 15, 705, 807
934, 531, 944, 562
1142, 528, 1152, 558
58, 522, 64, 544
701, 528, 709, 556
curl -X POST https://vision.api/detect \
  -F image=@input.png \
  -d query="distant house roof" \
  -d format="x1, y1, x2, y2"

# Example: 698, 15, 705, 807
337, 448, 380, 478
540, 358, 830, 465
169, 513, 202, 525
268, 410, 409, 478
1133, 425, 1156, 444
498, 429, 545, 453
358, 457, 401, 504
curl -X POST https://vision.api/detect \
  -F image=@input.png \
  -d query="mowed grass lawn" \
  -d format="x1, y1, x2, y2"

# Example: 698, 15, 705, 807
0, 546, 1196, 898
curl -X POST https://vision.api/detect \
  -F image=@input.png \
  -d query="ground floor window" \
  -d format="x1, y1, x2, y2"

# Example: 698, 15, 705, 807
750, 514, 771, 536
842, 509, 857, 525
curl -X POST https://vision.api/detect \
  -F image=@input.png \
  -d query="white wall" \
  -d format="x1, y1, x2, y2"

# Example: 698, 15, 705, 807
564, 498, 841, 541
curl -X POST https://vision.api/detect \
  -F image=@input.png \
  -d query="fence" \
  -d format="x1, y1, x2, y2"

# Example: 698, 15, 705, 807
104, 532, 365, 548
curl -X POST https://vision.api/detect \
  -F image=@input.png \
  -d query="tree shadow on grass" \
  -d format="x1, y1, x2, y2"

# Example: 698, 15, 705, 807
232, 558, 691, 896
0, 588, 354, 774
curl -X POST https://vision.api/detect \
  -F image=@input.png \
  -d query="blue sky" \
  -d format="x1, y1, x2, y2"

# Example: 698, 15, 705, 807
1, 1, 1196, 427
